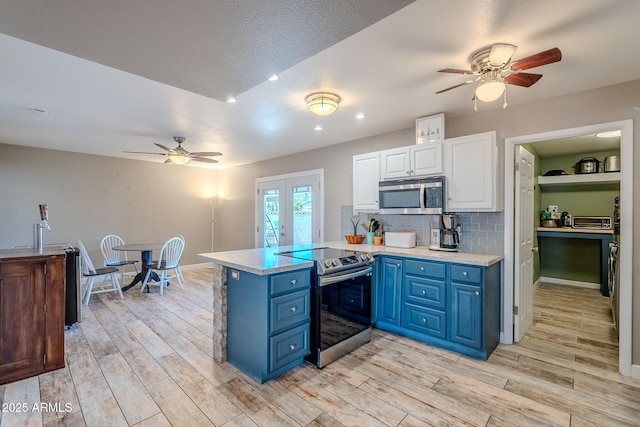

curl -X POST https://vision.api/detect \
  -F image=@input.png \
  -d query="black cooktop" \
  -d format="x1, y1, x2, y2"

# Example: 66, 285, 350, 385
278, 247, 359, 261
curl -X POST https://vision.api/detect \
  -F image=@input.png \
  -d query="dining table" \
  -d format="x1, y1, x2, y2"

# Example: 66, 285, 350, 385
113, 243, 163, 292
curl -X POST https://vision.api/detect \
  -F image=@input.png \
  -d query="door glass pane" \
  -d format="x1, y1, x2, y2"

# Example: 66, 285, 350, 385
292, 185, 312, 245
263, 188, 280, 247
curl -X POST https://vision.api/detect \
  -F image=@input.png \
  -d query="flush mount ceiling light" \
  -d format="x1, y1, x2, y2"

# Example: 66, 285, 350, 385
305, 92, 341, 116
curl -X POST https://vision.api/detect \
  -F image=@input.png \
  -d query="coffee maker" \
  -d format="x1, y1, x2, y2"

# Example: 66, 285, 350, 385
441, 213, 460, 251
430, 213, 460, 251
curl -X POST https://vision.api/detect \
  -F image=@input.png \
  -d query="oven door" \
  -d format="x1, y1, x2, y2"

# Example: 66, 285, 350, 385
311, 265, 372, 367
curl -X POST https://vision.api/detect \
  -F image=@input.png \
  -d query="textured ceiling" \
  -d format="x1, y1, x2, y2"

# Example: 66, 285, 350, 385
0, 0, 413, 101
0, 0, 639, 168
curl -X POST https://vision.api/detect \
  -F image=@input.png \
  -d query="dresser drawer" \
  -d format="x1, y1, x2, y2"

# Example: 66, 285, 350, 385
269, 324, 310, 372
270, 290, 310, 334
450, 264, 482, 284
402, 303, 446, 339
405, 260, 445, 279
404, 276, 445, 310
269, 270, 310, 296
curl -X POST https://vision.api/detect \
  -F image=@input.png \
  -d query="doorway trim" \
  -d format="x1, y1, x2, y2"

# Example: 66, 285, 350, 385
503, 119, 633, 377
255, 169, 325, 248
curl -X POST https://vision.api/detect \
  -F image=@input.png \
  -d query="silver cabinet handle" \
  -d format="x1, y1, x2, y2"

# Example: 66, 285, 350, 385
475, 291, 480, 296
462, 271, 468, 276
290, 306, 297, 312
421, 290, 426, 295
289, 344, 296, 351
291, 279, 297, 285
396, 263, 400, 267
419, 267, 425, 271
350, 299, 355, 303
422, 318, 427, 323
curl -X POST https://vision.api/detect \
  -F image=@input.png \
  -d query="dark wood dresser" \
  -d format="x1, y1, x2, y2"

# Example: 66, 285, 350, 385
0, 248, 66, 384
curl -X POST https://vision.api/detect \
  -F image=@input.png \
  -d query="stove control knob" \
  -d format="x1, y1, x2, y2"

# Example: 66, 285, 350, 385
332, 259, 340, 267
324, 260, 333, 268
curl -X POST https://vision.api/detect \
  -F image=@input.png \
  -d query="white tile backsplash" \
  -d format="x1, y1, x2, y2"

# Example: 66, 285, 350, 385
341, 206, 504, 255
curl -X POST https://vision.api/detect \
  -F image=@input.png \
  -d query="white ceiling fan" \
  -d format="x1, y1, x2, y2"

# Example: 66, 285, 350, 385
125, 136, 222, 164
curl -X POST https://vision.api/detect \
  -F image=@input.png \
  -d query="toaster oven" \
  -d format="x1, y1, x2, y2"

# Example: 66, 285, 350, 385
571, 216, 612, 230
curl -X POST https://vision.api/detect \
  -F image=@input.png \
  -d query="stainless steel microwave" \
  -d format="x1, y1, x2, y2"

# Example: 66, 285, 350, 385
378, 176, 445, 214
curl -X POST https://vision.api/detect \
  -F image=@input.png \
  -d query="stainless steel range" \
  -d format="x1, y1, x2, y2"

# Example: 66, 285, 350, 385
278, 247, 374, 368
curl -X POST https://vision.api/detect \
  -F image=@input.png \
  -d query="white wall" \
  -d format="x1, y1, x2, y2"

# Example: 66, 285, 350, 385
0, 144, 218, 265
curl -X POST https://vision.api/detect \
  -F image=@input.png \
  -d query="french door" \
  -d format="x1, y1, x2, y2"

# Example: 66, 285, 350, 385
256, 171, 323, 248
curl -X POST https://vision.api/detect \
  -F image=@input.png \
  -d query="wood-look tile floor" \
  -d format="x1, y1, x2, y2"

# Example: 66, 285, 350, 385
1, 271, 638, 426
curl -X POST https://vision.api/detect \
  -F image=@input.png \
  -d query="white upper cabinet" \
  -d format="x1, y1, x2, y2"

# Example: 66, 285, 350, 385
444, 131, 502, 212
353, 152, 380, 212
411, 142, 443, 177
380, 141, 443, 180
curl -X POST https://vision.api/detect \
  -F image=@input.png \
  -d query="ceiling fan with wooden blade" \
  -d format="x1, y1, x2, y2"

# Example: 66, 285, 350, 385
436, 44, 562, 107
125, 136, 222, 164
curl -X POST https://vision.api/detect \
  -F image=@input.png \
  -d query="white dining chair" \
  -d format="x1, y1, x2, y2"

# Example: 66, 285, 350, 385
141, 236, 185, 295
78, 240, 123, 304
175, 235, 186, 286
100, 234, 140, 284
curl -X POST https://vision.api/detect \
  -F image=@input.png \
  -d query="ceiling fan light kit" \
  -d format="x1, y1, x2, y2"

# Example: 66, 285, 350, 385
305, 92, 341, 116
124, 136, 222, 165
475, 71, 505, 102
168, 153, 190, 164
436, 43, 562, 110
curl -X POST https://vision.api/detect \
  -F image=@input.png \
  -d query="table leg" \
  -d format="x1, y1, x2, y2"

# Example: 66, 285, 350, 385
122, 250, 160, 292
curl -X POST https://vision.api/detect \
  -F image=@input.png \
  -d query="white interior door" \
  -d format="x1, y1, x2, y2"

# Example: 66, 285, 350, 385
514, 145, 535, 341
256, 172, 322, 248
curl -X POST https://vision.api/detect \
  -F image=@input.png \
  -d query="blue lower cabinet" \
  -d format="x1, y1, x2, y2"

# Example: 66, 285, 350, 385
402, 303, 446, 339
377, 257, 403, 326
375, 257, 501, 360
227, 268, 311, 383
449, 283, 482, 349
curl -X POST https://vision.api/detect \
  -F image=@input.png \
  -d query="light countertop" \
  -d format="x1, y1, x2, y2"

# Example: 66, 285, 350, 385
536, 227, 613, 235
199, 241, 503, 275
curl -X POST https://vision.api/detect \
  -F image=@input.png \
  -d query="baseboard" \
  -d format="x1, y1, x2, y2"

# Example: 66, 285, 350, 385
533, 277, 541, 289
180, 262, 212, 271
631, 364, 640, 379
539, 276, 600, 290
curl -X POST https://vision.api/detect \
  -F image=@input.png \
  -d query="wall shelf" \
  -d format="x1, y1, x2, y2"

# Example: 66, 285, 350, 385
538, 172, 620, 186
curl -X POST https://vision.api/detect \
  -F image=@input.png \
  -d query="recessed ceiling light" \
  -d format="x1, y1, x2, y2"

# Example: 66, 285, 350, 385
356, 113, 365, 119
268, 74, 279, 81
226, 97, 237, 103
314, 125, 323, 131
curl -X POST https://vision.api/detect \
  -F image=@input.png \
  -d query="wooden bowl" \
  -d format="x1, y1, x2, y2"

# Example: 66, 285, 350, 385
345, 234, 365, 244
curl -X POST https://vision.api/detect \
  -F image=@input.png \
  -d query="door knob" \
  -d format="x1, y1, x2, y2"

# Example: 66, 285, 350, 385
532, 247, 539, 252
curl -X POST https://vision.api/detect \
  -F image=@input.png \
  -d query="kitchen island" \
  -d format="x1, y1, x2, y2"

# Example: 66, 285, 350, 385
199, 242, 503, 366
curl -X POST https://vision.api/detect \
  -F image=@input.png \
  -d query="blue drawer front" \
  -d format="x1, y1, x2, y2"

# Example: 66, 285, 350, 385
402, 303, 446, 338
269, 290, 310, 334
270, 270, 310, 296
405, 260, 445, 279
269, 324, 310, 372
404, 276, 445, 310
450, 264, 482, 284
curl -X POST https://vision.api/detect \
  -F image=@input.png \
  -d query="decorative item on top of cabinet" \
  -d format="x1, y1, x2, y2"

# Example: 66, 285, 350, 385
416, 113, 445, 144
444, 131, 502, 212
